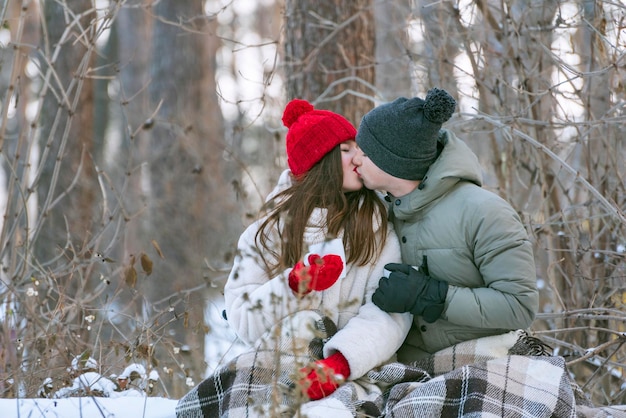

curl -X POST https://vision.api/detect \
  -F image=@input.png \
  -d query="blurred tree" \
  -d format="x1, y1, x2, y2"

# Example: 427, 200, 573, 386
565, 0, 623, 397
0, 0, 41, 396
37, 0, 98, 260
97, 0, 154, 365
35, 0, 100, 355
374, 0, 413, 100
284, 0, 376, 123
142, 1, 241, 397
412, 0, 460, 96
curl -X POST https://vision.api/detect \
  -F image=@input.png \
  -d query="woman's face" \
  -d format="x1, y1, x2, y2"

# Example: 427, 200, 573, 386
340, 140, 363, 192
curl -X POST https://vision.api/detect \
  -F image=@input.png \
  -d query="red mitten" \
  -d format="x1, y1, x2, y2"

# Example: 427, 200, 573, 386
300, 351, 350, 400
288, 254, 343, 295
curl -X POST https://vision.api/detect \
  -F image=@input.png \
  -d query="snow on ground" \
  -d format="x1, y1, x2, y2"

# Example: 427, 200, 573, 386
0, 299, 245, 418
0, 396, 178, 418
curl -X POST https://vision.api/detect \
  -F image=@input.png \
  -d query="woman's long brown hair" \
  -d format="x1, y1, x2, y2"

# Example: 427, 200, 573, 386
255, 146, 388, 277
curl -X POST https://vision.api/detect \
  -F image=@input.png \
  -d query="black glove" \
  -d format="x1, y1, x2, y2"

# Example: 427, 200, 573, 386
372, 260, 448, 323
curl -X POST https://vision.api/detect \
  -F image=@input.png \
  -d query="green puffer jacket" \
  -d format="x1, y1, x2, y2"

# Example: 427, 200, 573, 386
389, 129, 539, 363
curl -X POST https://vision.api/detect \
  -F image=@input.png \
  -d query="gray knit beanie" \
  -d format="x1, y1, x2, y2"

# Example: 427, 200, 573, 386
356, 88, 456, 180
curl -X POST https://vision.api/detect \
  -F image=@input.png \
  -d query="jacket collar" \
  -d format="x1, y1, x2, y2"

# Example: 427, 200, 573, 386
392, 130, 483, 219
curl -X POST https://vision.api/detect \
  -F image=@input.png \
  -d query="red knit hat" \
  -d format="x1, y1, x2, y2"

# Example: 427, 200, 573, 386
282, 99, 357, 176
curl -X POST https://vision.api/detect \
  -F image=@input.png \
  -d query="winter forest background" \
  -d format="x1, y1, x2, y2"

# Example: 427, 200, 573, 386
0, 0, 625, 407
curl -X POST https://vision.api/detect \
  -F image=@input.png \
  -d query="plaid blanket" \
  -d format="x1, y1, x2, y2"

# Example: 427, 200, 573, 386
176, 327, 624, 418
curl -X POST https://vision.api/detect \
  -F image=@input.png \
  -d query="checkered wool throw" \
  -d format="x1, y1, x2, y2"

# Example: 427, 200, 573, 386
176, 327, 624, 418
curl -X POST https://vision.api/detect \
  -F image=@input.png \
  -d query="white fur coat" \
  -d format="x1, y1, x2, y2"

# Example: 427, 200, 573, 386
224, 170, 411, 379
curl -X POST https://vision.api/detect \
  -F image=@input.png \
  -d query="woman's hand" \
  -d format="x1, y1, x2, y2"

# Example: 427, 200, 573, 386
299, 351, 350, 400
288, 254, 343, 296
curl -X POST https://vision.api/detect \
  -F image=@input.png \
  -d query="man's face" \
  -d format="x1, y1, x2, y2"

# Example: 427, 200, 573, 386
351, 146, 395, 192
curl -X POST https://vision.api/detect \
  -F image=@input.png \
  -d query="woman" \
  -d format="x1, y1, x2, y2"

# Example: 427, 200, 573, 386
177, 99, 410, 417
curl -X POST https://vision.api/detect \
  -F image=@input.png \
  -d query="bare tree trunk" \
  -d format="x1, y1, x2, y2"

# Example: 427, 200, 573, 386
374, 0, 413, 100
0, 0, 41, 395
144, 1, 239, 397
284, 0, 376, 123
89, 0, 155, 365
570, 0, 621, 394
35, 0, 99, 357
37, 0, 98, 254
412, 0, 461, 96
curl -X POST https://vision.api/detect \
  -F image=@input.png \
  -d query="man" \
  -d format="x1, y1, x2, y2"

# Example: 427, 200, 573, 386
353, 88, 539, 363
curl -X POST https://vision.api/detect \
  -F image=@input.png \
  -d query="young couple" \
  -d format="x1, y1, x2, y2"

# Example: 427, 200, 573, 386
177, 89, 539, 417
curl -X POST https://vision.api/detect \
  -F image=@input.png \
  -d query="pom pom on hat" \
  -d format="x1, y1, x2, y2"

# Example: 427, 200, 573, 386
283, 99, 357, 176
356, 88, 456, 180
423, 88, 456, 124
282, 99, 314, 128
